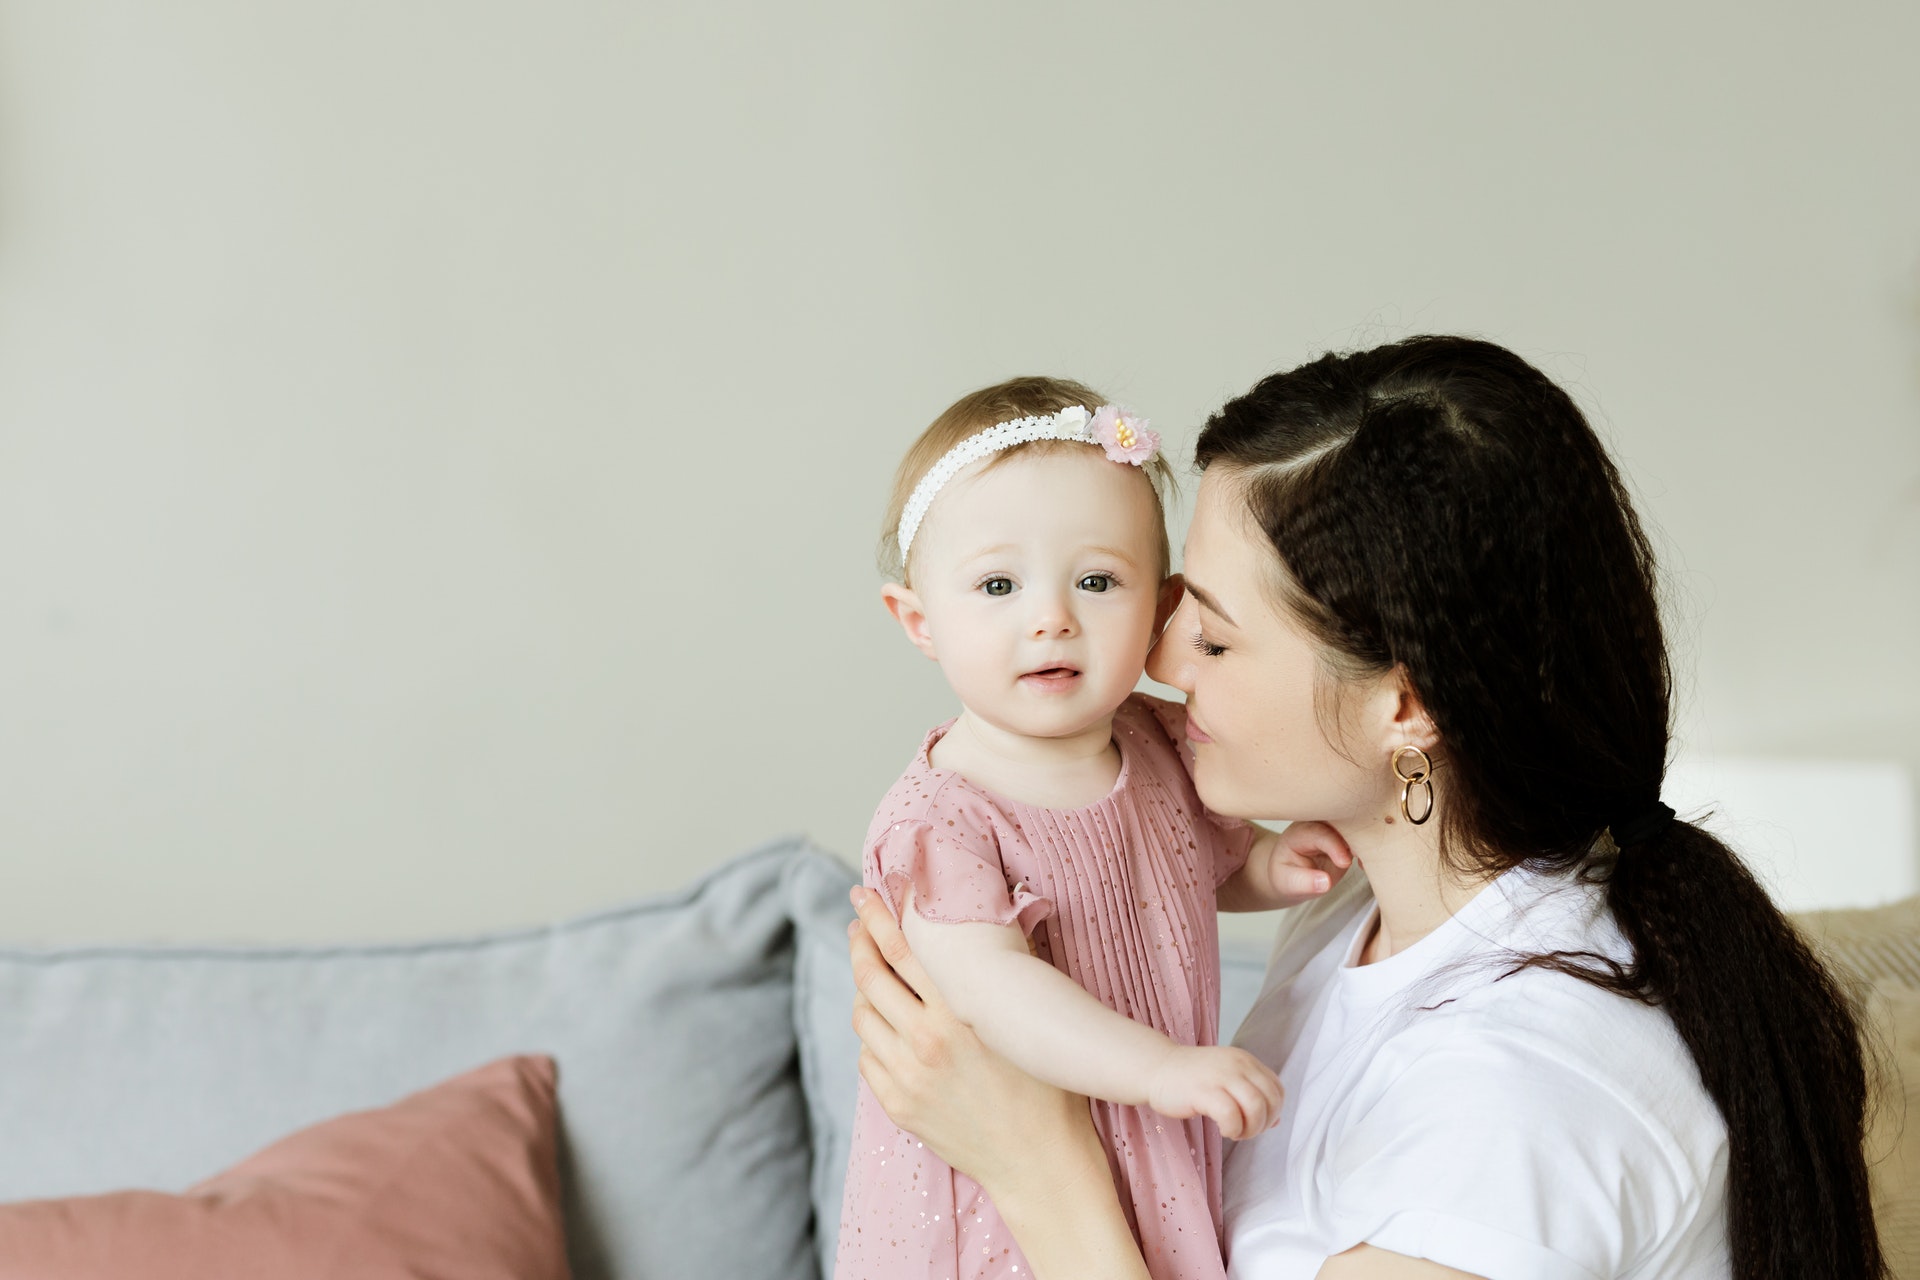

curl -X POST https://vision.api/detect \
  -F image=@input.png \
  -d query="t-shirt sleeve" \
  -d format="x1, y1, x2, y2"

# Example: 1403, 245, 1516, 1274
867, 815, 1054, 938
1135, 693, 1257, 889
1323, 1037, 1683, 1280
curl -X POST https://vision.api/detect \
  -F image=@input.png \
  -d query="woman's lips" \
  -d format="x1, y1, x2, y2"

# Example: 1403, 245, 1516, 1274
1186, 713, 1214, 745
1019, 667, 1082, 694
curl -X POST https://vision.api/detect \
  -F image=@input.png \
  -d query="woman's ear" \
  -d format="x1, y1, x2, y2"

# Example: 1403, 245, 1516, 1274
1384, 665, 1440, 754
1362, 664, 1439, 758
879, 583, 939, 661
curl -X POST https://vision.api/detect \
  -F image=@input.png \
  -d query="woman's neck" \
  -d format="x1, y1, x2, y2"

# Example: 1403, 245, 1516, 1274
930, 708, 1121, 809
1334, 812, 1493, 964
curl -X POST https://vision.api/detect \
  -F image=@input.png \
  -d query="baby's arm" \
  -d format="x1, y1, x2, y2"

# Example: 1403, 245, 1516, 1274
1217, 821, 1354, 912
899, 891, 1281, 1139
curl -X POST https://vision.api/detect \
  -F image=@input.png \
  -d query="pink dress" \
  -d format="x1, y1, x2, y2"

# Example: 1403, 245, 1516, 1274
836, 693, 1253, 1280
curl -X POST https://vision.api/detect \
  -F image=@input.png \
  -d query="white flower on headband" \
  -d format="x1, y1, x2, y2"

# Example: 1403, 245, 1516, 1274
895, 404, 1161, 564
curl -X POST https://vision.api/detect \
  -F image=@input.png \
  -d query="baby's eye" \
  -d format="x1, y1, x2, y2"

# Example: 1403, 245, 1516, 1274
981, 577, 1015, 597
1078, 574, 1114, 593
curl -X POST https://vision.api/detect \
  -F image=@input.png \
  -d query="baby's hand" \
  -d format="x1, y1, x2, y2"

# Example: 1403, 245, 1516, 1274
1147, 1045, 1284, 1140
1264, 820, 1353, 908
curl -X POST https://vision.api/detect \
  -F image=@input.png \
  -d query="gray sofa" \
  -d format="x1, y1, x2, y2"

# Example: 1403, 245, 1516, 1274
0, 836, 1273, 1280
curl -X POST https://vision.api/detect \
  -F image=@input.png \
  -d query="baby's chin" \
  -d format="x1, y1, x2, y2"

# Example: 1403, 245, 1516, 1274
961, 684, 1142, 742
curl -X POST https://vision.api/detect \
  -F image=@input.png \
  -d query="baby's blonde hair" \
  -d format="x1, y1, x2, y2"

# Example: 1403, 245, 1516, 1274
879, 375, 1177, 585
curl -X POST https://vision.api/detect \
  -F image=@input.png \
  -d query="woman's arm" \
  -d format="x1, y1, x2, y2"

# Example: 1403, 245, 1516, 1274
1318, 1246, 1485, 1279
852, 889, 1486, 1280
900, 891, 1281, 1137
848, 886, 1153, 1280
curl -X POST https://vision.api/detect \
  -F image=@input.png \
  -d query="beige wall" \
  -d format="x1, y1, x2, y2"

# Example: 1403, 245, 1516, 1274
0, 3, 1915, 942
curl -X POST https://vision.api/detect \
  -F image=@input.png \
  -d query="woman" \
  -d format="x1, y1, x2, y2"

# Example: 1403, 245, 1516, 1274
846, 337, 1883, 1278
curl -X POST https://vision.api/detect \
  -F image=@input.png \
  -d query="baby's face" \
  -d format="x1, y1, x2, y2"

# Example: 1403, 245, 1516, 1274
904, 447, 1169, 742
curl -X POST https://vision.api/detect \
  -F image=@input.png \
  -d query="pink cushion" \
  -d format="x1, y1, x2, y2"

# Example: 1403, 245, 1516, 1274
0, 1056, 569, 1280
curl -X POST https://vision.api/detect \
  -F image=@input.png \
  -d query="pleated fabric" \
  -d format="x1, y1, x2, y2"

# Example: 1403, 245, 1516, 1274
836, 693, 1253, 1280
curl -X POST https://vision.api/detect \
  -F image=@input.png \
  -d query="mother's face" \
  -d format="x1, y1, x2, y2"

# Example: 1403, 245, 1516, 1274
1145, 469, 1397, 824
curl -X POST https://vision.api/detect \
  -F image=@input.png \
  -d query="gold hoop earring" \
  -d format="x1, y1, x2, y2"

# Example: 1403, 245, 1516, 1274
1392, 745, 1434, 825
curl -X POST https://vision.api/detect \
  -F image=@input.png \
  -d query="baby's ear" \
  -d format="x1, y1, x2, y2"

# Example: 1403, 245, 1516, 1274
880, 583, 939, 661
1153, 574, 1186, 636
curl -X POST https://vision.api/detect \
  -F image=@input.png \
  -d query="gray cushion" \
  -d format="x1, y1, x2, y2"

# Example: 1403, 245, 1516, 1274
790, 850, 1275, 1271
0, 835, 838, 1280
790, 855, 862, 1280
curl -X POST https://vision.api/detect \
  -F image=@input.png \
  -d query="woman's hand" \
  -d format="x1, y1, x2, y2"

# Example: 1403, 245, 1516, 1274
847, 886, 1095, 1198
848, 886, 1163, 1280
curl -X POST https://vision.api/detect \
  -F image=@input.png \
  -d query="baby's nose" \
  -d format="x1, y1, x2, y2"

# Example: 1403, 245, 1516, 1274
1028, 595, 1076, 637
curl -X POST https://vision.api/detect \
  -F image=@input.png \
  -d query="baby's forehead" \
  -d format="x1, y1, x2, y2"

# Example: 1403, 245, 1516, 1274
921, 449, 1163, 561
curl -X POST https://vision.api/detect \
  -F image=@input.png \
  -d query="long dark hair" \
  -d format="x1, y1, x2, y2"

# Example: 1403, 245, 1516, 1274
1197, 336, 1882, 1278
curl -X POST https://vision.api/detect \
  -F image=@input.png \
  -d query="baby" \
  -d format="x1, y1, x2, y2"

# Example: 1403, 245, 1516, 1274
835, 377, 1347, 1280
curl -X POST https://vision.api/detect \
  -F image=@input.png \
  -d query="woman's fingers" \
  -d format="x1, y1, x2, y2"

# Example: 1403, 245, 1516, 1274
848, 915, 931, 1048
850, 988, 907, 1062
851, 887, 943, 1006
857, 1047, 914, 1128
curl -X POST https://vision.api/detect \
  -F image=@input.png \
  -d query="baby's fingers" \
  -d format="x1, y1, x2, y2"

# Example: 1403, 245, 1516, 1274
1249, 1066, 1285, 1132
1201, 1090, 1252, 1141
1281, 820, 1353, 867
1269, 860, 1336, 900
1220, 1074, 1276, 1136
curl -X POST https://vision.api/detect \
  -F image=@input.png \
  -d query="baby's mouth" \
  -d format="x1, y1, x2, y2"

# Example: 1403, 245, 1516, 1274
1019, 665, 1083, 692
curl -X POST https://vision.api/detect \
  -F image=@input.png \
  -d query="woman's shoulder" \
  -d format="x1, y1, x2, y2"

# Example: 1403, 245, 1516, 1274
1327, 999, 1728, 1277
1392, 977, 1721, 1134
1363, 926, 1729, 1206
1284, 871, 1727, 1198
1389, 993, 1723, 1235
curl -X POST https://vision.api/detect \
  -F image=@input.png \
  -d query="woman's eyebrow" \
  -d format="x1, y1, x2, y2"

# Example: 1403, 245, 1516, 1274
1184, 581, 1237, 626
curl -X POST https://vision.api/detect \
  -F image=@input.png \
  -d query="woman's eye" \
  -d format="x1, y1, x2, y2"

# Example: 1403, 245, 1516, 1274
1192, 633, 1226, 657
981, 577, 1015, 597
1078, 574, 1114, 593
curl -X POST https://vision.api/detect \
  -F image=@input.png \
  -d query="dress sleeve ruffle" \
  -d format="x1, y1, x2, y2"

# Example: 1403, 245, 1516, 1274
870, 818, 1055, 938
1130, 692, 1258, 889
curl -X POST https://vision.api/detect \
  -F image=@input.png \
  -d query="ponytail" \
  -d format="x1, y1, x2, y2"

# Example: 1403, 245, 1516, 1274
1197, 335, 1884, 1278
1598, 819, 1881, 1277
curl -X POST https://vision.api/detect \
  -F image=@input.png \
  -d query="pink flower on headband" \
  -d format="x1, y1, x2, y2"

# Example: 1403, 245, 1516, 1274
1090, 405, 1159, 465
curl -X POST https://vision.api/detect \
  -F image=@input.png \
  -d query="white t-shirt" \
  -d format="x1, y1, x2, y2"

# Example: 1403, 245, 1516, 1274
1223, 865, 1730, 1280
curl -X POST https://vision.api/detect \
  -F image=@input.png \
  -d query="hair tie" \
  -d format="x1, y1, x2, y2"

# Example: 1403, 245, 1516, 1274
1610, 800, 1676, 847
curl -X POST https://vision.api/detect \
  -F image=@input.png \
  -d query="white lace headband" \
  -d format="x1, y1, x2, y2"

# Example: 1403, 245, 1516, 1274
896, 404, 1161, 564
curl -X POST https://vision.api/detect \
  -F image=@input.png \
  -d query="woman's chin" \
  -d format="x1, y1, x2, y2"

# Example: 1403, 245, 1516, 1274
1195, 763, 1315, 825
1191, 763, 1254, 821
